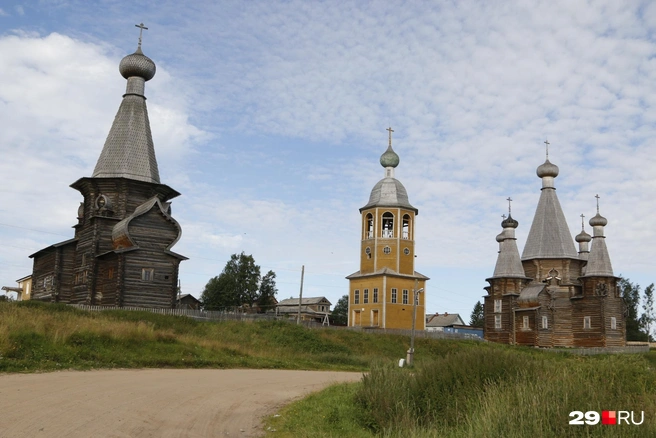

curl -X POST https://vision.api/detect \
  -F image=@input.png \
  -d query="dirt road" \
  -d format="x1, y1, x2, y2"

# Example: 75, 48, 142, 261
0, 369, 363, 437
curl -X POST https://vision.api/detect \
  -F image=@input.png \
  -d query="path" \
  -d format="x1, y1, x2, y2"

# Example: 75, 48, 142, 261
0, 369, 363, 437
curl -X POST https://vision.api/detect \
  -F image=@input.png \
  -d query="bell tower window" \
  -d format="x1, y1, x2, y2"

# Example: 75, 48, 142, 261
402, 214, 411, 239
365, 213, 374, 239
382, 212, 394, 238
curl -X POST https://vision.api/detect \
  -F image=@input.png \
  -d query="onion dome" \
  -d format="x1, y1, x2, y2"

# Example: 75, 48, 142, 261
589, 213, 608, 227
119, 47, 156, 81
575, 229, 592, 243
380, 145, 400, 168
536, 159, 559, 178
502, 214, 519, 229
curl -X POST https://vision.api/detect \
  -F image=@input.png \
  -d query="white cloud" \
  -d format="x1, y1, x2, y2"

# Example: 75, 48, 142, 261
2, 1, 656, 318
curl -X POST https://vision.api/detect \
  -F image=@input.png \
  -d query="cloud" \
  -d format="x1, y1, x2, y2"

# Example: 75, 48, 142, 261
2, 1, 656, 319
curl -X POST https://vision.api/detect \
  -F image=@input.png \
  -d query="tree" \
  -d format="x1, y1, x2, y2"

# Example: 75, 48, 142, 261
620, 277, 649, 341
257, 270, 278, 312
331, 295, 349, 325
640, 283, 655, 342
469, 301, 484, 327
200, 252, 276, 311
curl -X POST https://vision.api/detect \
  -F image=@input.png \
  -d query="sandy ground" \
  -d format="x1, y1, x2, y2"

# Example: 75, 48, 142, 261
0, 369, 363, 437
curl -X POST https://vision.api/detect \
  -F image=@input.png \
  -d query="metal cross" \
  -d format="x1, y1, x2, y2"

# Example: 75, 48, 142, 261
580, 213, 585, 230
387, 127, 394, 148
506, 197, 512, 214
502, 214, 507, 220
544, 139, 550, 159
595, 194, 600, 213
135, 23, 148, 49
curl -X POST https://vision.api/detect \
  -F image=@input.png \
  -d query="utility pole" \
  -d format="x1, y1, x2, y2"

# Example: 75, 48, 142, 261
297, 265, 304, 325
407, 278, 424, 366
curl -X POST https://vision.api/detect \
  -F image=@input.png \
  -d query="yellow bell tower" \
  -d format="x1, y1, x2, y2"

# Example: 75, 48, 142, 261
346, 128, 428, 329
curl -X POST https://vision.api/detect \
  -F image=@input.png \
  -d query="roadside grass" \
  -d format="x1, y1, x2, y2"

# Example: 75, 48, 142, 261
265, 349, 656, 437
0, 300, 456, 372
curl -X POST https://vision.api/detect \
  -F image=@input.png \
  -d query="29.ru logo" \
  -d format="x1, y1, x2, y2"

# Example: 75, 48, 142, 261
569, 411, 644, 425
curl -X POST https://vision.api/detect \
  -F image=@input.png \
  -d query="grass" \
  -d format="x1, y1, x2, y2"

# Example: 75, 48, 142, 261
0, 300, 437, 372
266, 349, 656, 437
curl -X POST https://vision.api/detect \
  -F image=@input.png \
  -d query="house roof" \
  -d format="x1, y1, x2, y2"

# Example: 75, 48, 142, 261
517, 283, 546, 306
426, 313, 464, 327
29, 238, 77, 258
277, 297, 332, 306
177, 294, 200, 303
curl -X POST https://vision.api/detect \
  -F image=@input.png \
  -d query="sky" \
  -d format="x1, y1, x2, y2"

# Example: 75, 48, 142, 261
1, 0, 655, 320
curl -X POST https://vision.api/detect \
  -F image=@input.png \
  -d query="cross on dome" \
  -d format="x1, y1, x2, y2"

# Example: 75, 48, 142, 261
135, 22, 148, 49
544, 139, 550, 159
387, 127, 394, 148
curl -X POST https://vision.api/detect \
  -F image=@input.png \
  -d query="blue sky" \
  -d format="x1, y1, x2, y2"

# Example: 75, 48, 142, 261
1, 1, 655, 320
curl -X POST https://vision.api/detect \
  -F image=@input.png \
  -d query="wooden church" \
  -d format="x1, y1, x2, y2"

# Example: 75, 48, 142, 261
346, 129, 429, 329
29, 28, 186, 308
484, 145, 625, 347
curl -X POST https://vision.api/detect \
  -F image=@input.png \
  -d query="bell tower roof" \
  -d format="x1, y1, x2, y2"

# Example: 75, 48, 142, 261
360, 127, 417, 213
92, 23, 160, 184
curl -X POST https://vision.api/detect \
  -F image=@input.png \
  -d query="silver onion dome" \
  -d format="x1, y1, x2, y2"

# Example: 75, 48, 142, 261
536, 159, 559, 178
589, 213, 608, 227
502, 214, 519, 229
575, 229, 592, 242
380, 145, 400, 168
119, 47, 156, 81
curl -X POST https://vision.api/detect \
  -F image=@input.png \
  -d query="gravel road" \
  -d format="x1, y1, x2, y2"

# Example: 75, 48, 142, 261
0, 369, 363, 437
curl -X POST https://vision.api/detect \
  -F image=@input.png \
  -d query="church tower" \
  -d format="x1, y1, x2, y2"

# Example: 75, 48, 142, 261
30, 25, 186, 308
346, 128, 429, 329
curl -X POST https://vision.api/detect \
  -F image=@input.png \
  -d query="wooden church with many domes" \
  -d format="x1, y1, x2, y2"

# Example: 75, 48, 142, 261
484, 144, 625, 347
29, 26, 186, 308
346, 128, 429, 329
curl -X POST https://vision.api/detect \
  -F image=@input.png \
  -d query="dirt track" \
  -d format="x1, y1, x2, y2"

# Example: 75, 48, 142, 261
0, 369, 363, 437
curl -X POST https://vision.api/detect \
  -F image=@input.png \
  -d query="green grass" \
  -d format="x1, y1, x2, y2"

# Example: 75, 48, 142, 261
268, 349, 656, 437
0, 300, 444, 372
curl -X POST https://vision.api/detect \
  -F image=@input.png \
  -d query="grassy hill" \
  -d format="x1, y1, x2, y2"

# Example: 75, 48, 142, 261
3, 301, 656, 437
0, 300, 481, 372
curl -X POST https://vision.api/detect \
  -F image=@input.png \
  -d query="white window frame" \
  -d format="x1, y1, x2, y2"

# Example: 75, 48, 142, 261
494, 314, 502, 329
391, 288, 397, 304
402, 289, 409, 305
373, 288, 378, 303
141, 268, 154, 281
584, 316, 591, 329
610, 317, 617, 330
494, 299, 502, 313
354, 289, 360, 304
523, 315, 530, 330
363, 289, 369, 304
542, 315, 548, 329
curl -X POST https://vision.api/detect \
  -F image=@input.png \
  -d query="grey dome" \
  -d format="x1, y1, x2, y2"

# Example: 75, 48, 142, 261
589, 213, 608, 227
119, 48, 156, 81
496, 231, 505, 242
537, 159, 559, 178
575, 229, 592, 242
502, 214, 519, 229
360, 177, 417, 213
380, 145, 400, 168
